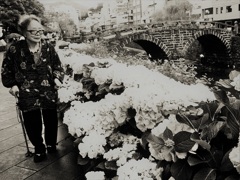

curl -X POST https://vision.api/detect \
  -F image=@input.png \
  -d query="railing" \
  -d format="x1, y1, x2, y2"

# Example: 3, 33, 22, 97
99, 20, 235, 39
64, 20, 235, 42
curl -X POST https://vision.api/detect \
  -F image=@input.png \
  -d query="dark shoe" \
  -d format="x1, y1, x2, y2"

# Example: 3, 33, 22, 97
47, 145, 57, 153
34, 152, 46, 163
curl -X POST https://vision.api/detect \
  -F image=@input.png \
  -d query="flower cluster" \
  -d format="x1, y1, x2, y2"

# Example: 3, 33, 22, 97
56, 47, 240, 179
229, 133, 240, 173
230, 71, 240, 91
58, 76, 83, 103
104, 133, 140, 166
149, 114, 197, 161
78, 132, 107, 159
85, 171, 105, 180
117, 158, 163, 180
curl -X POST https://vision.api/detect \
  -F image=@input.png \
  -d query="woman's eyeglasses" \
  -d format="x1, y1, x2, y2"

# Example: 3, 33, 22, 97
27, 30, 44, 35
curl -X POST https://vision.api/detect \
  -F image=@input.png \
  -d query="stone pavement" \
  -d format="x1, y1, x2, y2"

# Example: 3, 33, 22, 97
0, 52, 85, 180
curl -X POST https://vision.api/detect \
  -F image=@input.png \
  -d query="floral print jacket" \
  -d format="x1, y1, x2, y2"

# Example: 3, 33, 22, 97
1, 40, 64, 112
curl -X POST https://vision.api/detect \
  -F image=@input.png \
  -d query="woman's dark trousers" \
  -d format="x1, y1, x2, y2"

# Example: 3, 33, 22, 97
22, 109, 58, 154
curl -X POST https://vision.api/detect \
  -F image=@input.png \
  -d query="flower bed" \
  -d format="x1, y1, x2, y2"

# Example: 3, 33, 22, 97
57, 45, 240, 180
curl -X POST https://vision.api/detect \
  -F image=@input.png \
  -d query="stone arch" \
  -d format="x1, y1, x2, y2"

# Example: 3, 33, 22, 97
121, 33, 172, 59
183, 29, 231, 56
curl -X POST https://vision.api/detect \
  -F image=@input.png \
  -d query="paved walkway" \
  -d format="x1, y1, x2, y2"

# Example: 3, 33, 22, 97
0, 52, 85, 180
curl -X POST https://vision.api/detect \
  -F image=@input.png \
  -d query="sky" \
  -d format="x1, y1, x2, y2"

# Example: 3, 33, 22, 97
38, 0, 104, 8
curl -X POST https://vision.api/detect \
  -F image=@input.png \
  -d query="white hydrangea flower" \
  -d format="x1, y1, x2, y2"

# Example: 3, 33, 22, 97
230, 74, 240, 91
78, 133, 107, 158
229, 134, 240, 174
85, 171, 105, 180
117, 158, 163, 180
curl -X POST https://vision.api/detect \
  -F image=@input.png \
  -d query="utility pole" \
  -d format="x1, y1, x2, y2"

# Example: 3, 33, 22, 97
140, 0, 142, 24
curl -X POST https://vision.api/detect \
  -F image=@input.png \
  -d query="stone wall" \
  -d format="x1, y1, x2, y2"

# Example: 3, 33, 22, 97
231, 36, 240, 70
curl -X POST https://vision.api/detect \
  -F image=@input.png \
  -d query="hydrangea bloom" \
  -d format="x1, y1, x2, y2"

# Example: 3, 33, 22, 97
85, 171, 105, 180
229, 133, 240, 174
117, 158, 163, 180
78, 133, 107, 158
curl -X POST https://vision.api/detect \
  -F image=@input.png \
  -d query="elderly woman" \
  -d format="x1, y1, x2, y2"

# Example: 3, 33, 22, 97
1, 15, 64, 163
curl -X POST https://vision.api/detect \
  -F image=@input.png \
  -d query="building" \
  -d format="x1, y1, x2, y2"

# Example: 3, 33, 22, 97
165, 0, 189, 6
81, 0, 165, 31
201, 0, 240, 25
141, 0, 158, 24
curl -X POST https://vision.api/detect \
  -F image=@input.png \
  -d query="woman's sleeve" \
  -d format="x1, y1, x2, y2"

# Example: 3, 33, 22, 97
1, 49, 17, 88
49, 45, 65, 83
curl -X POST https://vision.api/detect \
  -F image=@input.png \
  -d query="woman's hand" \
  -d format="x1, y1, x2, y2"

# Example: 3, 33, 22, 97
54, 78, 62, 90
9, 85, 19, 97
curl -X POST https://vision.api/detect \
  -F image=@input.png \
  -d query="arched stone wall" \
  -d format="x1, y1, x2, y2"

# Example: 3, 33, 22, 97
121, 33, 172, 59
183, 29, 231, 56
105, 28, 233, 61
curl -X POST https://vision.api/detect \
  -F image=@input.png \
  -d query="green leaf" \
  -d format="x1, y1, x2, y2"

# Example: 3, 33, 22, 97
187, 155, 206, 166
163, 128, 173, 140
225, 175, 240, 180
201, 121, 225, 141
214, 90, 229, 104
231, 99, 240, 110
191, 113, 210, 130
170, 160, 193, 180
193, 168, 216, 180
147, 133, 165, 150
96, 162, 106, 170
77, 155, 90, 165
173, 131, 195, 153
199, 102, 219, 121
225, 105, 240, 139
216, 79, 233, 88
105, 161, 118, 170
141, 131, 151, 150
191, 132, 211, 151
220, 149, 234, 172
176, 114, 195, 129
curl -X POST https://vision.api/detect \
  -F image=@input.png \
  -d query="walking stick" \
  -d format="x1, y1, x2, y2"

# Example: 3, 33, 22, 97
15, 97, 33, 157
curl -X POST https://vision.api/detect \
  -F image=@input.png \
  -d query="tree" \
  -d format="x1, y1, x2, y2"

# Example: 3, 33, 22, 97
0, 0, 45, 36
152, 0, 193, 22
45, 12, 77, 37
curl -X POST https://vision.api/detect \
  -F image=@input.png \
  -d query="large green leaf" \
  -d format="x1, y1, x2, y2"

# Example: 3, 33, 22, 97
163, 128, 173, 140
191, 132, 211, 151
225, 105, 240, 139
141, 131, 151, 150
176, 114, 195, 129
220, 149, 234, 172
105, 161, 118, 170
216, 79, 233, 89
170, 160, 193, 180
147, 133, 165, 151
191, 113, 211, 131
213, 90, 229, 105
187, 155, 206, 166
77, 155, 90, 165
225, 175, 240, 180
173, 131, 195, 153
198, 102, 219, 121
193, 168, 216, 180
201, 121, 225, 141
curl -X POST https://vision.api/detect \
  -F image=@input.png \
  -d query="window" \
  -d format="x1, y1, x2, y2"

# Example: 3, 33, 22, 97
205, 8, 213, 15
216, 8, 218, 14
220, 7, 223, 13
226, 6, 232, 13
239, 4, 240, 11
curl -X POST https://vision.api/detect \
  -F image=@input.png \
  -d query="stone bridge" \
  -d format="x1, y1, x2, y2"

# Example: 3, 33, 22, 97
102, 24, 236, 66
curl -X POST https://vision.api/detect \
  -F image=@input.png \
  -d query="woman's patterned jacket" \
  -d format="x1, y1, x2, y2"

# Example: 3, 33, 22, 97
1, 40, 65, 112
